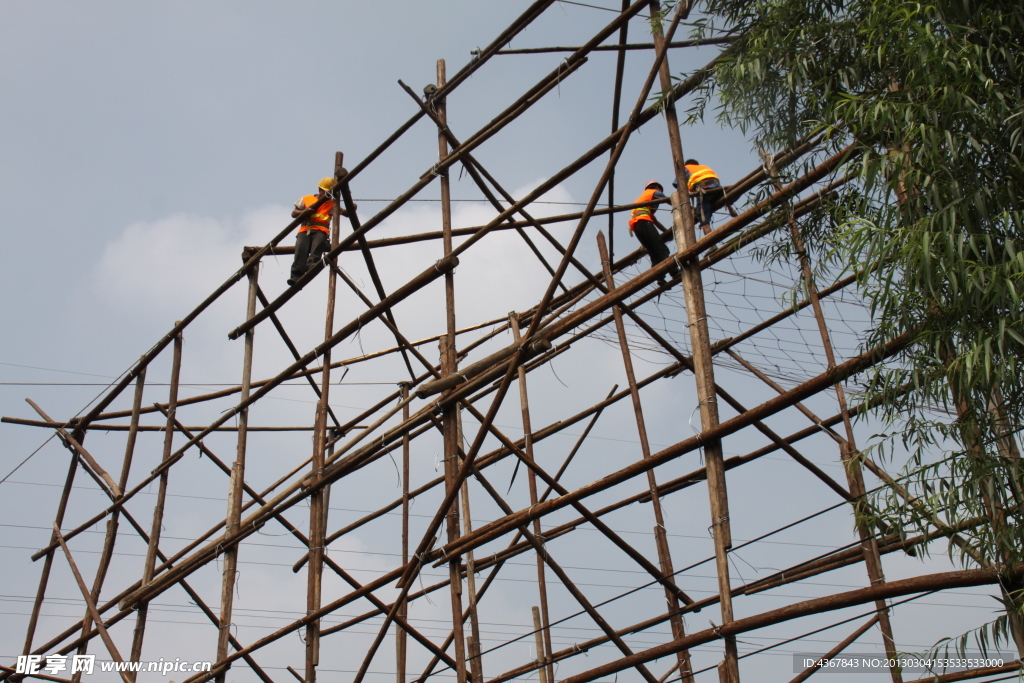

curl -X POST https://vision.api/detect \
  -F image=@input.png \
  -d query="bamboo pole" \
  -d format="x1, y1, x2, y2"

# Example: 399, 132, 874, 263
396, 382, 411, 683
3, 419, 330, 431
459, 421, 484, 683
509, 314, 554, 683
71, 368, 145, 682
129, 324, 182, 676
531, 606, 548, 683
597, 231, 693, 681
22, 436, 82, 658
305, 153, 345, 682
216, 263, 259, 681
761, 148, 903, 682
24, 400, 119, 497
491, 38, 733, 54
607, 0, 630, 263
436, 57, 470, 683
52, 525, 132, 683
648, 3, 738, 677
788, 616, 879, 683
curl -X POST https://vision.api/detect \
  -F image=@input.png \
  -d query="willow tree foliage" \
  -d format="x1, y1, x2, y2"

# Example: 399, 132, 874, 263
688, 0, 1024, 654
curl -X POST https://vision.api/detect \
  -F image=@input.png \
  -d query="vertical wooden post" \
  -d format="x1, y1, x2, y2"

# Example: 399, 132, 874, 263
23, 436, 82, 657
440, 334, 469, 683
646, 0, 739, 677
130, 324, 183, 677
459, 411, 484, 683
671, 191, 739, 682
944, 360, 1024, 658
606, 0, 631, 263
306, 152, 345, 682
396, 382, 411, 683
532, 606, 549, 683
217, 264, 259, 681
761, 148, 903, 682
509, 313, 554, 683
436, 56, 469, 683
597, 231, 693, 682
73, 368, 147, 682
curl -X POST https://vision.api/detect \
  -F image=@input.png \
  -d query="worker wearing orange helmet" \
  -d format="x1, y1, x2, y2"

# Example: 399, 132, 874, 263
288, 176, 347, 286
628, 180, 671, 271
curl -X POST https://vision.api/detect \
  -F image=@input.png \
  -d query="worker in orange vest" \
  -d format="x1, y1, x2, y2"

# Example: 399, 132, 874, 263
675, 159, 726, 230
628, 180, 672, 273
288, 176, 347, 286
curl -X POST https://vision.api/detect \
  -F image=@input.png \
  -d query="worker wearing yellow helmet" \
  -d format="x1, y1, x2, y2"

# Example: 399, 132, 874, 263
288, 176, 342, 286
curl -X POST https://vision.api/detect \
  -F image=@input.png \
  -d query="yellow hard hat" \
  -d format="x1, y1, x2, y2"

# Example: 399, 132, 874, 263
318, 176, 336, 191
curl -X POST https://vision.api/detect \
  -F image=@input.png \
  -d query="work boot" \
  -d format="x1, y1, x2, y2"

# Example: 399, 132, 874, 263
287, 278, 297, 286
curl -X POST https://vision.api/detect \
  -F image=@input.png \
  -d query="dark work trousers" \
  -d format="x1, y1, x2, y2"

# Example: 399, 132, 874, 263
694, 182, 725, 227
632, 219, 671, 270
290, 228, 330, 282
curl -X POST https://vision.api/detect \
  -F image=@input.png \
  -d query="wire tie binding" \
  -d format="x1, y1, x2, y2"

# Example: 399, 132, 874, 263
557, 58, 573, 88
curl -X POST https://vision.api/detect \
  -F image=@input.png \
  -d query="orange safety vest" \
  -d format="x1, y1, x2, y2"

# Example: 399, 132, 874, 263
628, 188, 660, 233
297, 194, 334, 234
684, 164, 719, 191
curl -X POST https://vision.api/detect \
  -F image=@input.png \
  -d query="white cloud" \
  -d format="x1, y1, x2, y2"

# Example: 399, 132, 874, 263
93, 205, 290, 311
